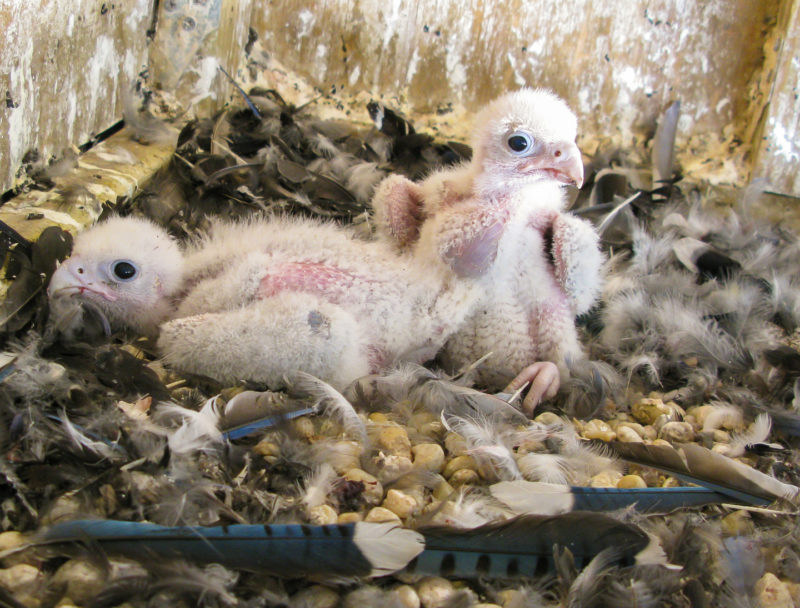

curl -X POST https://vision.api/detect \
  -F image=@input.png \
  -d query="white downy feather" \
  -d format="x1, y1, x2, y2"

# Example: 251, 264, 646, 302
441, 413, 521, 480
158, 398, 223, 456
295, 371, 367, 442
726, 413, 772, 458
302, 462, 338, 511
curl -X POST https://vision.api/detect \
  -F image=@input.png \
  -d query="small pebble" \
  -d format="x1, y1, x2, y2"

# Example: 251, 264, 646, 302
369, 412, 390, 424
307, 504, 338, 525
343, 469, 384, 506
632, 466, 660, 487
785, 581, 800, 606
616, 426, 643, 443
582, 419, 616, 442
755, 572, 794, 608
412, 443, 446, 473
365, 506, 402, 523
389, 584, 421, 608
496, 589, 524, 607
653, 413, 673, 432
293, 416, 316, 440
372, 452, 414, 482
534, 412, 561, 425
444, 432, 468, 456
448, 468, 480, 486
721, 510, 755, 537
661, 476, 681, 488
377, 425, 412, 459
383, 489, 418, 519
432, 476, 455, 500
659, 421, 695, 442
642, 425, 658, 440
616, 421, 645, 436
291, 584, 340, 608
328, 440, 364, 473
51, 558, 106, 603
419, 420, 445, 438
253, 439, 281, 463
589, 471, 623, 487
631, 398, 671, 425
337, 512, 362, 524
442, 454, 477, 478
713, 429, 731, 443
0, 530, 26, 553
416, 576, 456, 608
0, 563, 41, 594
410, 412, 438, 431
617, 474, 647, 489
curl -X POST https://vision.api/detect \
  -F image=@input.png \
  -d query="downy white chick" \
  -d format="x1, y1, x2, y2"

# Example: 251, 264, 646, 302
371, 88, 604, 414
48, 215, 477, 391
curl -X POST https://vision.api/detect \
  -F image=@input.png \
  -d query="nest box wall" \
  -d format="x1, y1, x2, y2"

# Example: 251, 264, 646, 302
1, 0, 799, 198
0, 1, 152, 192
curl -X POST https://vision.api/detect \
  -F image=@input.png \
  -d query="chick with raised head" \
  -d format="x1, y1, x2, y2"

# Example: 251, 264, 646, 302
48, 215, 476, 391
371, 88, 604, 414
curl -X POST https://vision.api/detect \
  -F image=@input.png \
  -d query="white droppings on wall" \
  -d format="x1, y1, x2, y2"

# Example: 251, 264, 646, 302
88, 36, 120, 116
405, 49, 420, 83
66, 91, 78, 142
768, 121, 799, 163
0, 1, 153, 193
297, 9, 315, 38
348, 65, 361, 87
191, 56, 221, 105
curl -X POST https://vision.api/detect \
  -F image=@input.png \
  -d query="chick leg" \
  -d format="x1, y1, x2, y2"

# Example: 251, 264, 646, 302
158, 292, 371, 390
371, 174, 426, 249
504, 361, 561, 417
550, 213, 604, 315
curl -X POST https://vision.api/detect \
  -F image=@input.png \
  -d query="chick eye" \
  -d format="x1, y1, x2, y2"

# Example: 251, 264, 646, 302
507, 132, 533, 154
111, 260, 138, 281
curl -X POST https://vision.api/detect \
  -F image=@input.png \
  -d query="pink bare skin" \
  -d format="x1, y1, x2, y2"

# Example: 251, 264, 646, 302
504, 361, 561, 416
371, 89, 603, 417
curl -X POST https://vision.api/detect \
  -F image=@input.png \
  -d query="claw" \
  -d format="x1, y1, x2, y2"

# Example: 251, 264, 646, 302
504, 361, 560, 417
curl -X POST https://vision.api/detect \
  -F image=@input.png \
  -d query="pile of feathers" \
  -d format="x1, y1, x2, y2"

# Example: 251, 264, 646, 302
0, 83, 799, 608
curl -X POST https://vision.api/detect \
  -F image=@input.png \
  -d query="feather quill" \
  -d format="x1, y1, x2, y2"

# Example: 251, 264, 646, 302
605, 441, 799, 504
409, 513, 669, 579
42, 519, 424, 579
491, 480, 734, 514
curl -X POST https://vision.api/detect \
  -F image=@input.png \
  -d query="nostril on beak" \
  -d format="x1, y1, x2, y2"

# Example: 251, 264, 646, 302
77, 267, 84, 274
554, 149, 562, 158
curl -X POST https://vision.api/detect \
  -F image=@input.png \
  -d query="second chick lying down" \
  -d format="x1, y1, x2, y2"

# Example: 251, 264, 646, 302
48, 215, 478, 390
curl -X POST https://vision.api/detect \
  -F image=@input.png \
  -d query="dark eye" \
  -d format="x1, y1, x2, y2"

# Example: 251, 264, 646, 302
507, 132, 533, 154
112, 260, 137, 281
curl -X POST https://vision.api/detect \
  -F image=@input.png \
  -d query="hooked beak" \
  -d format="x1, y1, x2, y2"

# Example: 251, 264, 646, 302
522, 141, 584, 188
48, 259, 117, 302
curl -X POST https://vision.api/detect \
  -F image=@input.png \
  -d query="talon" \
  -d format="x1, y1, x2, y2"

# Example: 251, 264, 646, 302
504, 361, 560, 417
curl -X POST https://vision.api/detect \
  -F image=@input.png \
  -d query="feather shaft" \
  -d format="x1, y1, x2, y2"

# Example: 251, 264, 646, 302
43, 520, 423, 579
491, 480, 744, 515
605, 441, 799, 504
221, 406, 316, 440
409, 514, 664, 579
